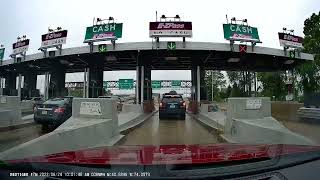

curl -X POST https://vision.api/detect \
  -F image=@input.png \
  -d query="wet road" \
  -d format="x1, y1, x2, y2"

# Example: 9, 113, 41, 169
118, 113, 220, 146
0, 124, 46, 152
280, 120, 320, 144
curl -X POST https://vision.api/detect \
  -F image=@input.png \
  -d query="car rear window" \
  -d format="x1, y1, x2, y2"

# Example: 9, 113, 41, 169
44, 98, 68, 105
162, 96, 183, 103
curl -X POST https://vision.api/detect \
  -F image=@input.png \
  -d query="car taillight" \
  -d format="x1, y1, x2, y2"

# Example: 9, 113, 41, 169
54, 107, 65, 113
160, 102, 166, 108
180, 101, 186, 108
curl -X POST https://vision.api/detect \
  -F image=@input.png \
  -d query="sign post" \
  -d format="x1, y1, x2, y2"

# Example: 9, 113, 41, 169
118, 79, 134, 90
10, 37, 30, 60
39, 29, 68, 56
223, 17, 261, 52
84, 19, 123, 52
223, 24, 260, 42
278, 32, 303, 49
149, 15, 192, 48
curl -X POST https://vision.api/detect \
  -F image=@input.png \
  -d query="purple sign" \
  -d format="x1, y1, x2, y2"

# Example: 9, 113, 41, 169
278, 33, 303, 48
149, 22, 192, 37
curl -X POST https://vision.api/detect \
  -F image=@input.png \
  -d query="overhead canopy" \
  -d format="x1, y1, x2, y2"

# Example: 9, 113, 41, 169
0, 41, 314, 75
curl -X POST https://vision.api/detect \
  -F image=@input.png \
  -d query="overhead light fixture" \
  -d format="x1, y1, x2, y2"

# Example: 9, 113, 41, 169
284, 60, 294, 64
165, 57, 178, 61
59, 59, 69, 64
227, 58, 240, 63
105, 55, 117, 61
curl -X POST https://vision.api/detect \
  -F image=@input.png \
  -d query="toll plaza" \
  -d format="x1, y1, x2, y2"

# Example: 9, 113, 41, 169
0, 15, 316, 160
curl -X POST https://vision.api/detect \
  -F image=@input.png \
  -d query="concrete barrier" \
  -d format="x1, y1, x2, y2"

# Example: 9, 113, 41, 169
0, 96, 22, 127
20, 100, 34, 114
121, 104, 143, 113
0, 98, 123, 160
222, 97, 314, 145
271, 101, 303, 121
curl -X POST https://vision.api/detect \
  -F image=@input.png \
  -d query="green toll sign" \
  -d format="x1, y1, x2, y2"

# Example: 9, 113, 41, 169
223, 24, 260, 42
171, 80, 181, 87
167, 42, 176, 50
84, 23, 123, 43
119, 79, 134, 89
98, 44, 107, 53
152, 80, 161, 89
289, 50, 295, 58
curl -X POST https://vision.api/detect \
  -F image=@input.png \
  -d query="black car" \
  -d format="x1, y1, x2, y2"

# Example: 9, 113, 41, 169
159, 94, 186, 120
34, 97, 73, 130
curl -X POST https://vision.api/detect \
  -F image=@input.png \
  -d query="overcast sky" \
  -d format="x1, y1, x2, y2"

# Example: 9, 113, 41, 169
1, 0, 319, 83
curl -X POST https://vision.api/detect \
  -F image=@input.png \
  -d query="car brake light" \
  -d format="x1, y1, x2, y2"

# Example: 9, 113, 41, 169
183, 102, 186, 107
160, 102, 166, 108
54, 107, 65, 113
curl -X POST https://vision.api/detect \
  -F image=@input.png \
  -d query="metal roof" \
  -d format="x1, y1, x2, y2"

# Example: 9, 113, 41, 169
0, 41, 314, 74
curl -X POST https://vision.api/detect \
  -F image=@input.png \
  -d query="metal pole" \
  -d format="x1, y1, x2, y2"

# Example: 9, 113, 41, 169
83, 68, 87, 98
17, 74, 22, 98
141, 66, 144, 105
86, 68, 90, 98
211, 70, 214, 102
136, 66, 139, 104
197, 66, 200, 103
0, 78, 3, 96
254, 72, 257, 97
44, 72, 49, 100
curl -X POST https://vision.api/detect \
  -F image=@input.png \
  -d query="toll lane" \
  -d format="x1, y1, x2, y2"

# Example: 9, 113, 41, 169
118, 113, 220, 145
0, 124, 46, 152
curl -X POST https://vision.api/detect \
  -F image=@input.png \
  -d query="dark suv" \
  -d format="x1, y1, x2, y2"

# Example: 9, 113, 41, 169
159, 93, 186, 120
34, 97, 73, 130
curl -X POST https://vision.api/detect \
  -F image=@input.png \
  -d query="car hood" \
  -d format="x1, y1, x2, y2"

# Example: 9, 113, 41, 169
4, 144, 320, 165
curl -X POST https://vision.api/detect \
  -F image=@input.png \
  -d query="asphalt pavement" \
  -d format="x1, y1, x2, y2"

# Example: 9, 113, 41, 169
117, 112, 220, 146
0, 124, 46, 152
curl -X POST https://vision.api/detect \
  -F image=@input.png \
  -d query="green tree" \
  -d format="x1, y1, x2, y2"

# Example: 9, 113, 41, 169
204, 70, 226, 101
227, 71, 255, 97
296, 11, 320, 94
257, 72, 287, 100
230, 82, 241, 97
68, 88, 83, 97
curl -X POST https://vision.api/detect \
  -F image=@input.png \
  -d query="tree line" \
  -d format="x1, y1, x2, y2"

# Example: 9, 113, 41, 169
205, 11, 320, 102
